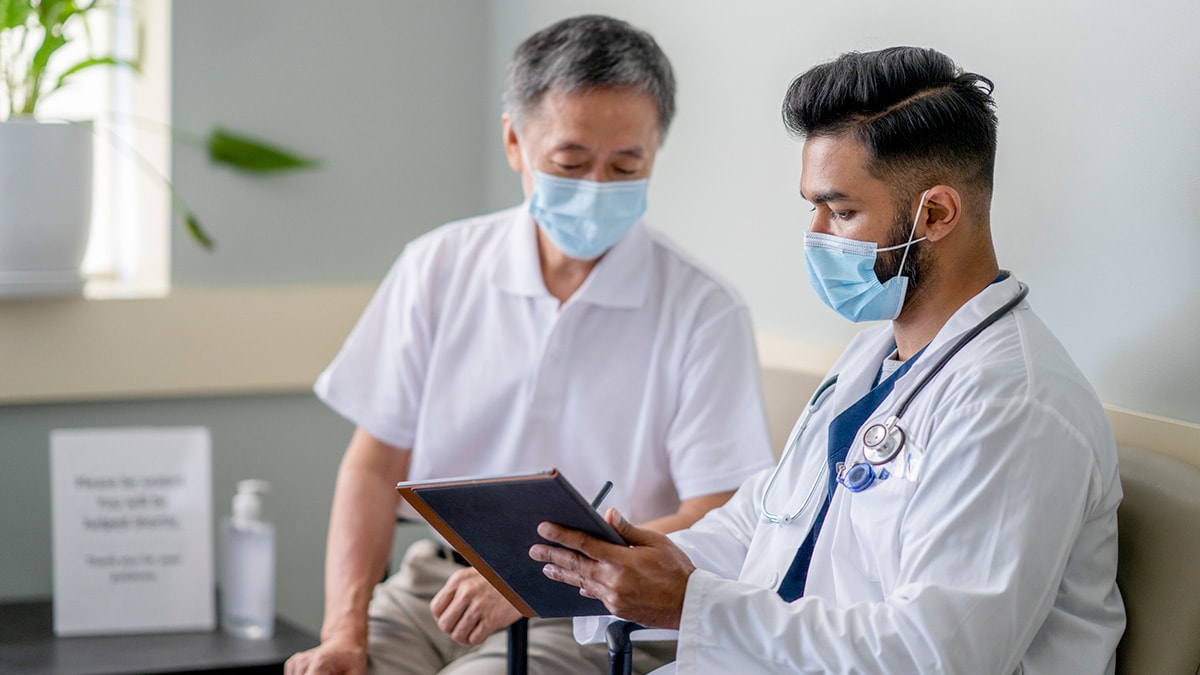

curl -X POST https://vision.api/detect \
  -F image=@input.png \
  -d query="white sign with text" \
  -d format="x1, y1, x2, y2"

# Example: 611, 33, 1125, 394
50, 427, 215, 636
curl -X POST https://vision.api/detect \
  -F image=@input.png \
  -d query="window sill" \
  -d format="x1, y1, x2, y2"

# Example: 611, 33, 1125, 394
0, 284, 373, 405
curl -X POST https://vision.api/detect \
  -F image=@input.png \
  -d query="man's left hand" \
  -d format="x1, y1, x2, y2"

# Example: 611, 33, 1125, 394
430, 567, 523, 645
530, 508, 696, 629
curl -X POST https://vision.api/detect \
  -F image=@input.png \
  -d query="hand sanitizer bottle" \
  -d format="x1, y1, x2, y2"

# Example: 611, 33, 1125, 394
220, 479, 275, 639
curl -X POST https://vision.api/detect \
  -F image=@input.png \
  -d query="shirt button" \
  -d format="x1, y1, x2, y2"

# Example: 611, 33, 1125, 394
767, 572, 779, 588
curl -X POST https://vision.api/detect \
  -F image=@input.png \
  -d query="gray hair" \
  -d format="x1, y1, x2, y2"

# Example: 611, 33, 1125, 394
503, 15, 677, 143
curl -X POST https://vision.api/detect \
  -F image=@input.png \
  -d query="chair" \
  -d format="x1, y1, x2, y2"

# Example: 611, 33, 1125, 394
509, 617, 641, 675
1114, 444, 1200, 674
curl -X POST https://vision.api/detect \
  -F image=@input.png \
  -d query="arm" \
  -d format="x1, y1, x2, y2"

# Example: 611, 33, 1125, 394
427, 490, 736, 647
285, 428, 410, 675
542, 399, 1106, 672
639, 491, 734, 534
671, 399, 1099, 673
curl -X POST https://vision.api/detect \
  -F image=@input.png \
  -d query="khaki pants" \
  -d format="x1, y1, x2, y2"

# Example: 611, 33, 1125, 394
366, 539, 676, 675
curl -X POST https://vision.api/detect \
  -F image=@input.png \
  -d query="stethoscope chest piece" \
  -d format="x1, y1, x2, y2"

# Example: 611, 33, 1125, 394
862, 417, 905, 465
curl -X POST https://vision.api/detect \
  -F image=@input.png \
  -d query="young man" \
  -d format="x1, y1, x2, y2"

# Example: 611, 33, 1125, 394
285, 15, 774, 675
532, 46, 1126, 674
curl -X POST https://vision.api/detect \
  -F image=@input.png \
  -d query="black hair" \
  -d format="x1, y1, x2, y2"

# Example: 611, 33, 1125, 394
504, 15, 676, 142
783, 47, 997, 201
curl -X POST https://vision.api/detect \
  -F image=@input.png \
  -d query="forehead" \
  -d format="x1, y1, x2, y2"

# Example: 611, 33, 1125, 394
799, 134, 887, 201
523, 86, 660, 147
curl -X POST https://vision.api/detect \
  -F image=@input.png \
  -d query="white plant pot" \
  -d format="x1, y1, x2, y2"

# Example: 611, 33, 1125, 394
0, 119, 93, 299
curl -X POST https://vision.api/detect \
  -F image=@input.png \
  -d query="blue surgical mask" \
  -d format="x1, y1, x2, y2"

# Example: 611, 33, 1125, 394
803, 190, 929, 322
527, 169, 649, 261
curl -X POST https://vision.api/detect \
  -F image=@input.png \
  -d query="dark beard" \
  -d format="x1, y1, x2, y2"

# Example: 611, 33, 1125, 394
873, 206, 930, 299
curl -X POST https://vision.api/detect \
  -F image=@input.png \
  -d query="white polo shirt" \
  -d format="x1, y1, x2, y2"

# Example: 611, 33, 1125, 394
315, 206, 774, 524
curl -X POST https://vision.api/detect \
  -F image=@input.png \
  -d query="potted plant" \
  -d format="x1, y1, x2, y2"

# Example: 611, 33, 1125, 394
0, 0, 315, 298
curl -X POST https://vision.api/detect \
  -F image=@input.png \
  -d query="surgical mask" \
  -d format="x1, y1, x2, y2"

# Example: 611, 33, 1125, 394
803, 190, 929, 322
527, 169, 649, 261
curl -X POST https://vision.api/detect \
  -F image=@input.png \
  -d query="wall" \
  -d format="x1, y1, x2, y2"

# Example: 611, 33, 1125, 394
4, 0, 1199, 640
171, 0, 490, 285
482, 0, 1200, 425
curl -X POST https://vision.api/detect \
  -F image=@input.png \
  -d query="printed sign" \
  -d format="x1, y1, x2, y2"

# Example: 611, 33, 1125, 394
50, 427, 214, 636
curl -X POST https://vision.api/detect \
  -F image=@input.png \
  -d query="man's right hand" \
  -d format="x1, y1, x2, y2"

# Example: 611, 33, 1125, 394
284, 639, 367, 675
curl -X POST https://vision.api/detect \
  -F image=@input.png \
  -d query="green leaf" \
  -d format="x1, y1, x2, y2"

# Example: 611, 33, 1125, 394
184, 211, 215, 251
22, 30, 68, 114
205, 127, 319, 174
52, 56, 139, 92
35, 0, 73, 29
1, 0, 33, 30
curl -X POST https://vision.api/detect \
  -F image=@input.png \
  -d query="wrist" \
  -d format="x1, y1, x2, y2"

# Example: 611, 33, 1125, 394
319, 618, 369, 649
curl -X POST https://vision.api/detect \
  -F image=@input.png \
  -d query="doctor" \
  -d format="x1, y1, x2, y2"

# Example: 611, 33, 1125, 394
531, 46, 1126, 673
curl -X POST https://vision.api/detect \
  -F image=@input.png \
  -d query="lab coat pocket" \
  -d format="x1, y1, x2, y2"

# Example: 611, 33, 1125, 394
846, 463, 916, 587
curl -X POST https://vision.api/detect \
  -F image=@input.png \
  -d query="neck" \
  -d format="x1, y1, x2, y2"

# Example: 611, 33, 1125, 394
892, 250, 1000, 361
535, 225, 599, 305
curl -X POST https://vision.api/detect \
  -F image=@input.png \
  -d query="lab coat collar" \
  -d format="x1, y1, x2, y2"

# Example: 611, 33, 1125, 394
820, 274, 1026, 428
490, 205, 651, 309
894, 272, 1027, 370
828, 338, 898, 415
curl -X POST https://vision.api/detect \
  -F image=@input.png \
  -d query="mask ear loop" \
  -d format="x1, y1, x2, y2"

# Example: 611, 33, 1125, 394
889, 189, 931, 275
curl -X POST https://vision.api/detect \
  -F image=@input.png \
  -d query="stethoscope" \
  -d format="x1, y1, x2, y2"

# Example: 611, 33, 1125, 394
760, 282, 1030, 525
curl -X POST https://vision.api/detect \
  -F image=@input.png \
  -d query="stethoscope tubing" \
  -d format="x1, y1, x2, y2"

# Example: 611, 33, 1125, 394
760, 375, 838, 524
760, 281, 1030, 524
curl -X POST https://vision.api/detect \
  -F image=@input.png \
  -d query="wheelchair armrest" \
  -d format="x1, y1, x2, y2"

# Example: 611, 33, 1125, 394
606, 620, 648, 675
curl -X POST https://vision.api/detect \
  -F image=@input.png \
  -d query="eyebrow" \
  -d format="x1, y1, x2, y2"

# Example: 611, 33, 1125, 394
799, 189, 850, 204
550, 142, 645, 158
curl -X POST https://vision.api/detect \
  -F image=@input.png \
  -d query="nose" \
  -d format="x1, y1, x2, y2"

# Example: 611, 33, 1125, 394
807, 210, 830, 236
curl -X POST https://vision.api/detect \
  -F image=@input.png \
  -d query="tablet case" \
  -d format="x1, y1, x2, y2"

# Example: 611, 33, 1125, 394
396, 469, 625, 617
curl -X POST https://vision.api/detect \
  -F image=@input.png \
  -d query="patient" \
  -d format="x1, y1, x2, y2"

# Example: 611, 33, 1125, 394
531, 46, 1126, 673
285, 15, 774, 675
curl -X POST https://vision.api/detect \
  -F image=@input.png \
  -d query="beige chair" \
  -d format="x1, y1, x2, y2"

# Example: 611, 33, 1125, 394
1115, 444, 1200, 675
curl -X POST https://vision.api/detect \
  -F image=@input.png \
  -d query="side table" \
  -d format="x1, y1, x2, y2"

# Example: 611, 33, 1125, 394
0, 599, 319, 674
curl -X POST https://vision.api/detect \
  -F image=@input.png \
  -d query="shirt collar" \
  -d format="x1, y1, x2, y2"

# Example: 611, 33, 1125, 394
491, 208, 546, 297
490, 206, 652, 310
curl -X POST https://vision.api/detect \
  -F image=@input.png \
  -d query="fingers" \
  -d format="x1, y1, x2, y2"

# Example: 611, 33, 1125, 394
538, 555, 590, 590
529, 538, 593, 588
284, 651, 308, 675
433, 587, 470, 638
605, 508, 657, 546
431, 567, 519, 646
536, 520, 623, 560
429, 567, 464, 619
532, 515, 697, 631
284, 644, 366, 675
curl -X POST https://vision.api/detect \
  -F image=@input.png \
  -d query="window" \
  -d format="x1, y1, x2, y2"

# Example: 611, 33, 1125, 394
36, 0, 171, 298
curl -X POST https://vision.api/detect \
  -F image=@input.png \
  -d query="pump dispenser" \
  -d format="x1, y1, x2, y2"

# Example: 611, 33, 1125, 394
220, 479, 275, 639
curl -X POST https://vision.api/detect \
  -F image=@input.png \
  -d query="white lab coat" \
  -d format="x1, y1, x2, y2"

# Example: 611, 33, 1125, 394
582, 276, 1125, 674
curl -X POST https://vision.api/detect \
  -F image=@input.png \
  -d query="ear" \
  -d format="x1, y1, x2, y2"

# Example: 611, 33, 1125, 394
502, 114, 523, 174
920, 185, 961, 242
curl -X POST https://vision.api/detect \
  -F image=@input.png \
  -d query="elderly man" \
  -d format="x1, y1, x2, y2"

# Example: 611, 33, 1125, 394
285, 15, 774, 675
532, 46, 1125, 673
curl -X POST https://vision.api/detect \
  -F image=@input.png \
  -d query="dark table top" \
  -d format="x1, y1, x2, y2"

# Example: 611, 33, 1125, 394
0, 599, 319, 674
